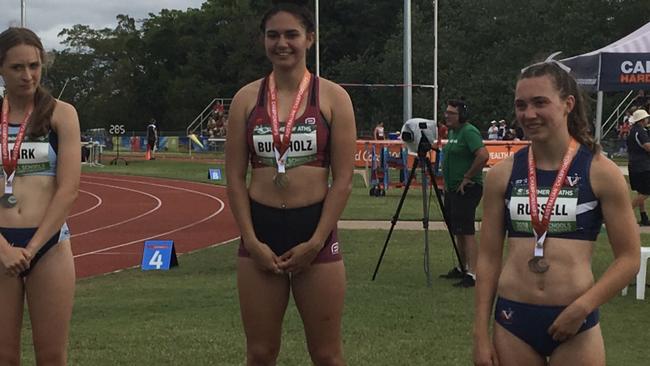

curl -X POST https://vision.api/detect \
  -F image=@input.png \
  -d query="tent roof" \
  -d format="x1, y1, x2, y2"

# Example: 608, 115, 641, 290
560, 22, 650, 91
563, 21, 650, 61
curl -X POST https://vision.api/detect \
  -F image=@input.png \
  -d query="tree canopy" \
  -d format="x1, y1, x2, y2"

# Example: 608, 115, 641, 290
42, 0, 650, 134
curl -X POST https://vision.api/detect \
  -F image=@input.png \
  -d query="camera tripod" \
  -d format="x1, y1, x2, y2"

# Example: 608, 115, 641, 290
109, 135, 128, 166
371, 137, 465, 287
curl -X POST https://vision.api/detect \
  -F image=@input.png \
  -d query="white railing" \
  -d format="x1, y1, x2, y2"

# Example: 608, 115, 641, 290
602, 90, 635, 139
186, 97, 232, 156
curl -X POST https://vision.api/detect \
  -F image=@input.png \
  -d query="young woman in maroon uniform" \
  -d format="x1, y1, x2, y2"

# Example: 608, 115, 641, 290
225, 1, 356, 365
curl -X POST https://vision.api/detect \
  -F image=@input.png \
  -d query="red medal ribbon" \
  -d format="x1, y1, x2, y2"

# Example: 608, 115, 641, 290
527, 138, 578, 256
1, 97, 33, 192
267, 70, 311, 170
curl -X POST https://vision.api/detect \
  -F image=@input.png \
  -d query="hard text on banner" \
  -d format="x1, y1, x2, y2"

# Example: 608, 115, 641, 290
141, 240, 178, 271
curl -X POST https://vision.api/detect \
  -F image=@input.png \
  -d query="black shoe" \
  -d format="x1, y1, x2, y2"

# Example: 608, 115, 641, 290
639, 220, 650, 226
453, 274, 476, 288
439, 267, 464, 279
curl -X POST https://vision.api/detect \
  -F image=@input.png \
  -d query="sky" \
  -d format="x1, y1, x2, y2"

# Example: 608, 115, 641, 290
0, 0, 207, 51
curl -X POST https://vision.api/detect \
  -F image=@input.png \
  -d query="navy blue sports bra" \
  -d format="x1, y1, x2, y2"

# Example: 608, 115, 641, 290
505, 145, 603, 241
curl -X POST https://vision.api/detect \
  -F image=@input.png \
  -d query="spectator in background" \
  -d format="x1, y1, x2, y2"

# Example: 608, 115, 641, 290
373, 121, 385, 140
497, 119, 507, 140
487, 120, 499, 140
617, 110, 632, 154
207, 114, 218, 138
437, 119, 448, 149
626, 108, 650, 226
81, 132, 91, 162
146, 118, 158, 160
502, 127, 516, 141
441, 99, 489, 287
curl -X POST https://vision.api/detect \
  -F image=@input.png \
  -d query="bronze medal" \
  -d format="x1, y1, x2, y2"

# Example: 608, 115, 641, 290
0, 193, 17, 208
273, 172, 289, 188
528, 256, 549, 273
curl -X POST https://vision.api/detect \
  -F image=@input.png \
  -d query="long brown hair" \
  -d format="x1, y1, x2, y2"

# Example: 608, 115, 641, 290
0, 27, 56, 138
519, 62, 600, 153
260, 0, 315, 33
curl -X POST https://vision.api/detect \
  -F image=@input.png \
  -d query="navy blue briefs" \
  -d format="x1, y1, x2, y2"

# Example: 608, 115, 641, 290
1, 223, 70, 277
494, 296, 599, 357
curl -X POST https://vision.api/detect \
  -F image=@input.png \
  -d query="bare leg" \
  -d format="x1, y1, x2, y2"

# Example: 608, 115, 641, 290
25, 240, 75, 366
0, 272, 24, 366
493, 323, 547, 366
238, 257, 290, 366
292, 261, 346, 366
549, 325, 605, 366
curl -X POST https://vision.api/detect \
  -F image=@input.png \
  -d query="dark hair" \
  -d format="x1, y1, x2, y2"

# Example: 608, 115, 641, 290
0, 27, 55, 138
519, 62, 599, 153
447, 98, 469, 123
260, 0, 315, 33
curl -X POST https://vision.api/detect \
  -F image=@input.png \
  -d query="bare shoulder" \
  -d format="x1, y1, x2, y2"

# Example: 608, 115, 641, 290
231, 78, 263, 117
318, 77, 350, 100
485, 155, 514, 191
51, 99, 79, 130
317, 77, 353, 124
590, 152, 627, 196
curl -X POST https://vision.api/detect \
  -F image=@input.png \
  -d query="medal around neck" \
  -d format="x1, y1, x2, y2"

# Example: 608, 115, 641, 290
528, 256, 549, 273
274, 172, 289, 188
0, 193, 17, 208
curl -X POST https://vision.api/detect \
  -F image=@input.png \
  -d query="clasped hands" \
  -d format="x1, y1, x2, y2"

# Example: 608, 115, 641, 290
249, 239, 322, 275
0, 245, 33, 277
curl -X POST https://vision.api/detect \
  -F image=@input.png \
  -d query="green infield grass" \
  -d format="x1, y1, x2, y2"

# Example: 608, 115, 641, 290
83, 159, 468, 221
18, 230, 650, 365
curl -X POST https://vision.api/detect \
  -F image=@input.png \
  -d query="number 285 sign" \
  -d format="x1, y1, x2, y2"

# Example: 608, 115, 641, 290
109, 124, 126, 135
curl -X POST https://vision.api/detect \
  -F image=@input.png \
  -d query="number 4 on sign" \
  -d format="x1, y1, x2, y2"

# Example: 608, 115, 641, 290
141, 240, 178, 271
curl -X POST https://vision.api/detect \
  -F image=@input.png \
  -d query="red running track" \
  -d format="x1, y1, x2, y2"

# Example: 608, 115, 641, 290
69, 173, 238, 278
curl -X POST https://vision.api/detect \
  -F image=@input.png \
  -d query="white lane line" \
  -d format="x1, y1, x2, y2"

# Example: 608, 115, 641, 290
69, 189, 103, 218
70, 181, 162, 238
73, 176, 226, 258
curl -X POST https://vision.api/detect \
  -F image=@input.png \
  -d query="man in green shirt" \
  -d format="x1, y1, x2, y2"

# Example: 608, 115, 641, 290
440, 99, 489, 287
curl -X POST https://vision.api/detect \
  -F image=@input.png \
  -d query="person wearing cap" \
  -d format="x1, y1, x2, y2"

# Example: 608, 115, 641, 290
626, 108, 650, 225
488, 120, 499, 140
497, 120, 508, 140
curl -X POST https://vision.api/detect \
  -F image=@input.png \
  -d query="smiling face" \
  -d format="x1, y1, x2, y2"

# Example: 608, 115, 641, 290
514, 75, 575, 142
0, 43, 42, 99
263, 11, 314, 70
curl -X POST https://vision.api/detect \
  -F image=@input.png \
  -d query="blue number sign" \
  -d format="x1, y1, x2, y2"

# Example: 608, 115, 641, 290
141, 240, 178, 270
208, 168, 222, 180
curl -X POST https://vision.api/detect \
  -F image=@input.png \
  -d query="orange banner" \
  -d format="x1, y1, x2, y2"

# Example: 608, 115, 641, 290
354, 140, 529, 168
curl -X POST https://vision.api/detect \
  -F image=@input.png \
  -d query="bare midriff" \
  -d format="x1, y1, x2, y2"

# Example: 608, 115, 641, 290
498, 236, 595, 305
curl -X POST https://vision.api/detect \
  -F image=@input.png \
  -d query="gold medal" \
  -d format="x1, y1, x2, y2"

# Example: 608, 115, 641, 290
273, 172, 289, 188
528, 256, 549, 273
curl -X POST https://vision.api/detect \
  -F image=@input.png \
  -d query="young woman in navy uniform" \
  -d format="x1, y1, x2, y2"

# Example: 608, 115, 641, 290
473, 61, 640, 365
0, 28, 80, 365
225, 1, 355, 365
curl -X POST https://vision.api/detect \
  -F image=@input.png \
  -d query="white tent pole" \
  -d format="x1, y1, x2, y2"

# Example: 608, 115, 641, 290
315, 0, 320, 77
403, 0, 413, 122
433, 0, 438, 121
596, 91, 603, 142
21, 0, 26, 27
